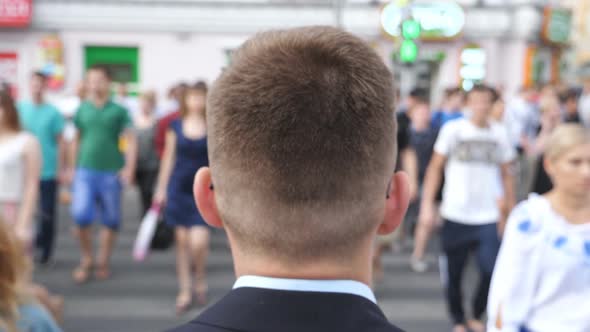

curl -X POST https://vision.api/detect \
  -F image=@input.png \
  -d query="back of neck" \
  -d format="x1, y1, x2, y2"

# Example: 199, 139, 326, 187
231, 243, 373, 286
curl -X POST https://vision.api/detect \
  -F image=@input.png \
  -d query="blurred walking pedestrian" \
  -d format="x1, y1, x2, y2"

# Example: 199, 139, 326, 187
409, 101, 440, 272
133, 90, 160, 216
0, 90, 41, 247
68, 65, 137, 283
505, 87, 539, 202
159, 83, 186, 118
0, 90, 64, 328
561, 88, 582, 124
488, 124, 590, 332
373, 88, 420, 281
114, 82, 139, 118
17, 71, 66, 264
530, 96, 563, 195
432, 87, 464, 130
154, 82, 210, 314
505, 87, 539, 151
155, 83, 187, 159
419, 85, 516, 332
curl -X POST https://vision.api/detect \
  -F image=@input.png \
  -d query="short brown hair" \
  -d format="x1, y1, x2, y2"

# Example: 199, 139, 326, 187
0, 91, 21, 132
207, 26, 396, 261
466, 84, 495, 104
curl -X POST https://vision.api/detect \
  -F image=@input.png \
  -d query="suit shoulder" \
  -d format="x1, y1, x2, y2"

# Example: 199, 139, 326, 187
368, 320, 405, 332
165, 320, 405, 332
384, 324, 405, 332
164, 321, 235, 332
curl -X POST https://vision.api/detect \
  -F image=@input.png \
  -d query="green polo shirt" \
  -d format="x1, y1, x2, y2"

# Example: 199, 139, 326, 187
74, 100, 132, 171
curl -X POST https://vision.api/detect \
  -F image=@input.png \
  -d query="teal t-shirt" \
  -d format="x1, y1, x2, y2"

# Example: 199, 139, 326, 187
17, 101, 65, 180
74, 100, 132, 171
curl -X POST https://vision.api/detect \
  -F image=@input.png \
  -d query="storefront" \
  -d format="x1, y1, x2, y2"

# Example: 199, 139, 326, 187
0, 29, 249, 104
0, 0, 32, 97
376, 0, 553, 103
520, 6, 572, 88
0, 1, 272, 103
0, 0, 569, 105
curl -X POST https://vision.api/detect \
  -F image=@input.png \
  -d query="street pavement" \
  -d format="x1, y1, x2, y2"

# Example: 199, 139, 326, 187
34, 188, 470, 332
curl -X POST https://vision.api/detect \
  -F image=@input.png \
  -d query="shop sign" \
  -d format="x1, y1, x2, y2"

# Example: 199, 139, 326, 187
0, 0, 32, 28
0, 52, 18, 97
523, 46, 559, 87
381, 1, 465, 41
542, 7, 572, 45
36, 35, 66, 91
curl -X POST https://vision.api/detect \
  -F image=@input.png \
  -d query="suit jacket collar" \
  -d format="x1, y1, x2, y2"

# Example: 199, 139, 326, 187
194, 287, 403, 332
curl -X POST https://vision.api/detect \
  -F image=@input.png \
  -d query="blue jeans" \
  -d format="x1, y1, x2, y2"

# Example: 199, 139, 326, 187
71, 168, 122, 230
440, 220, 501, 325
36, 179, 57, 263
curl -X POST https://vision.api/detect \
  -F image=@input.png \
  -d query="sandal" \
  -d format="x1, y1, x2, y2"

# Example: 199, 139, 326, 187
72, 262, 93, 284
176, 291, 193, 315
94, 264, 111, 281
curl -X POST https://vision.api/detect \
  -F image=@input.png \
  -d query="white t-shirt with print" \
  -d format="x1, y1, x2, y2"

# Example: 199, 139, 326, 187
435, 118, 516, 225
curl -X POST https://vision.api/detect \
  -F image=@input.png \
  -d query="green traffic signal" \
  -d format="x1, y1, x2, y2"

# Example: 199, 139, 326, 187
400, 40, 418, 63
402, 19, 421, 40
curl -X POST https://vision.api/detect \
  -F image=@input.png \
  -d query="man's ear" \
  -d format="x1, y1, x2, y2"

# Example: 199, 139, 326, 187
194, 167, 224, 229
377, 171, 410, 235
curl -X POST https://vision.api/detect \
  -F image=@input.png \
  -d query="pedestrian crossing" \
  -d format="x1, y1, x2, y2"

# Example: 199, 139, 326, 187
35, 189, 451, 332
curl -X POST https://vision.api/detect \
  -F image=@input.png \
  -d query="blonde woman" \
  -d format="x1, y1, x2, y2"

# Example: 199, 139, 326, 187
0, 221, 62, 332
488, 124, 590, 332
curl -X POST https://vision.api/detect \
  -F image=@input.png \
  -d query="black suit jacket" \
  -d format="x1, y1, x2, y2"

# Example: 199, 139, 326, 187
166, 287, 405, 332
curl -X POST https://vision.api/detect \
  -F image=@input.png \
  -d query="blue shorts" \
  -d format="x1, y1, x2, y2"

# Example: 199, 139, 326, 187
71, 168, 122, 231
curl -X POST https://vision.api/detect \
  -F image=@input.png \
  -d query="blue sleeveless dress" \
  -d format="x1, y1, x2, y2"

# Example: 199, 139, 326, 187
165, 119, 208, 227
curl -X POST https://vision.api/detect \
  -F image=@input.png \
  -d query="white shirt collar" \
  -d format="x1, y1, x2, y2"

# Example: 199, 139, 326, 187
233, 275, 377, 304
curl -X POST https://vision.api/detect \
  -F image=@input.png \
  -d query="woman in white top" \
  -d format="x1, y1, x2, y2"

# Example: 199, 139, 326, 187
487, 123, 590, 332
0, 90, 41, 246
0, 90, 65, 324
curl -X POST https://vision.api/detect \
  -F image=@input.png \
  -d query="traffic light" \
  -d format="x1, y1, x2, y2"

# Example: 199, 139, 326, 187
400, 18, 420, 64
399, 40, 418, 63
402, 19, 421, 40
